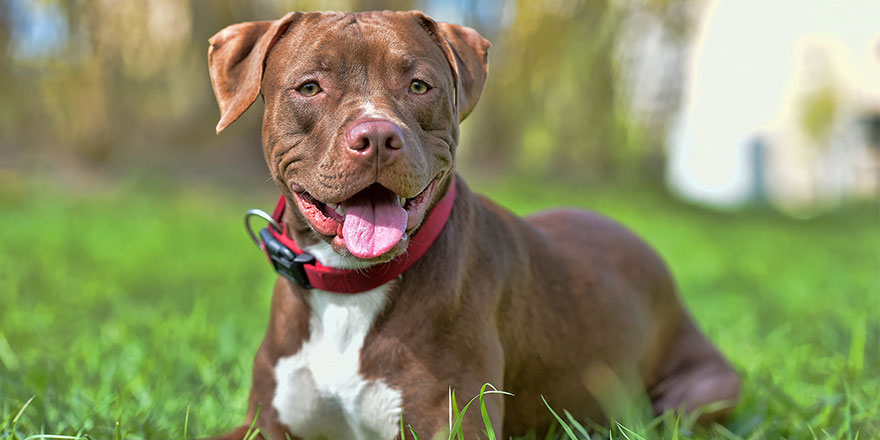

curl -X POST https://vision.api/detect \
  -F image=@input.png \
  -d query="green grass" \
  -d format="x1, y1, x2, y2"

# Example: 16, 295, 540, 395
1, 175, 878, 439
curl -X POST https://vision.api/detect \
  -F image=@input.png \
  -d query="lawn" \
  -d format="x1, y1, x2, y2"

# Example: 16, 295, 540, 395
0, 175, 877, 439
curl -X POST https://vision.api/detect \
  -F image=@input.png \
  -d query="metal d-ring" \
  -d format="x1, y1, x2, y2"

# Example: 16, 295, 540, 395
244, 208, 282, 249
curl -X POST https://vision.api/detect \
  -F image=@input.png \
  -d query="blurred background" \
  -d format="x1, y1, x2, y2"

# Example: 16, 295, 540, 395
0, 0, 878, 438
2, 0, 876, 213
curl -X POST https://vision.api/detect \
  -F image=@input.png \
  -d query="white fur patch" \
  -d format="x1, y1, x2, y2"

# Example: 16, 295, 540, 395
273, 242, 403, 439
304, 242, 375, 270
362, 101, 380, 118
361, 101, 394, 120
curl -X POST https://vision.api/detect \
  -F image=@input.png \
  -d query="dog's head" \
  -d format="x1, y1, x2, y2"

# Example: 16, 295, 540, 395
208, 11, 488, 263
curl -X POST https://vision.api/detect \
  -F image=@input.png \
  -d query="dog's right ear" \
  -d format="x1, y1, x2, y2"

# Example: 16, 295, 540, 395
208, 12, 301, 133
412, 12, 490, 122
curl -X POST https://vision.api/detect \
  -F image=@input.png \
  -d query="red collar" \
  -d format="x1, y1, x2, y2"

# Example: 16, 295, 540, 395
262, 177, 456, 293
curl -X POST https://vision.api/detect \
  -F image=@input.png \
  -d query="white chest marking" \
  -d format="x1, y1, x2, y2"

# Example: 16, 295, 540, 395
272, 242, 403, 440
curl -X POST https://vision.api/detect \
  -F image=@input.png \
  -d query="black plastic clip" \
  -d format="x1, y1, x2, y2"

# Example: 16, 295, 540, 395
258, 228, 315, 289
244, 208, 314, 289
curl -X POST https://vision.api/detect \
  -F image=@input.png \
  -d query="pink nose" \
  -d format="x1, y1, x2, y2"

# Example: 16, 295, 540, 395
345, 120, 404, 157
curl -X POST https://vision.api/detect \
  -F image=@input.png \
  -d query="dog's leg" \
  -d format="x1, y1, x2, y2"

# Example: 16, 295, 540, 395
649, 316, 741, 424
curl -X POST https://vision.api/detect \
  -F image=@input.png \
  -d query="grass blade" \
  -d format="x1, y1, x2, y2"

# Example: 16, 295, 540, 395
544, 422, 558, 440
671, 414, 680, 440
449, 388, 459, 438
448, 388, 452, 435
22, 436, 87, 440
184, 405, 190, 440
0, 412, 12, 432
563, 409, 591, 440
615, 421, 647, 440
477, 383, 513, 440
448, 385, 512, 440
542, 395, 578, 440
400, 408, 406, 439
848, 315, 866, 375
10, 394, 36, 439
244, 405, 262, 440
712, 423, 746, 440
408, 425, 421, 440
449, 394, 478, 439
478, 383, 497, 440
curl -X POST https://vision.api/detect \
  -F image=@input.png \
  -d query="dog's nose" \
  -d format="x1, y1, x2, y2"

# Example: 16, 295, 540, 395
345, 120, 404, 157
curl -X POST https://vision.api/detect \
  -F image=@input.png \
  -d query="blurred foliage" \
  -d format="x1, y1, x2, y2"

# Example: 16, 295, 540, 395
465, 0, 694, 179
0, 0, 695, 181
801, 84, 838, 144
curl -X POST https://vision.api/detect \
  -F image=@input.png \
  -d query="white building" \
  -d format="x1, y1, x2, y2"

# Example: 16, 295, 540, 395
667, 0, 880, 214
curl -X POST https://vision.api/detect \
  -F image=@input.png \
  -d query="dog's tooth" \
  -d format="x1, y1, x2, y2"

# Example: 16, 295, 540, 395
327, 202, 337, 209
397, 196, 406, 207
335, 205, 346, 216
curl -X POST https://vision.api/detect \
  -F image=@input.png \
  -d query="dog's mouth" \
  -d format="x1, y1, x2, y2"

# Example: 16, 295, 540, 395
291, 177, 440, 259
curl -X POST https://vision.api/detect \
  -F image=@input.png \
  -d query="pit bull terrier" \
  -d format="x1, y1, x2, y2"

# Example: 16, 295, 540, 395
204, 10, 740, 440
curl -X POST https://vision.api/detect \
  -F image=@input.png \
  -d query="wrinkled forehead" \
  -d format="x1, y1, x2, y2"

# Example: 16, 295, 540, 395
265, 11, 450, 85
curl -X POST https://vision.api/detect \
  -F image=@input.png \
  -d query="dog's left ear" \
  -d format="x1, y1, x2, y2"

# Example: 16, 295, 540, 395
208, 12, 302, 133
415, 13, 490, 122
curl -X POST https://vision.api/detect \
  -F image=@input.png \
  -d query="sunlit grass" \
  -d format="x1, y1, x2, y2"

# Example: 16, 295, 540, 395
1, 176, 877, 439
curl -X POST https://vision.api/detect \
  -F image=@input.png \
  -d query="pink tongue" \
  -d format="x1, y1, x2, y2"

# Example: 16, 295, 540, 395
342, 186, 407, 259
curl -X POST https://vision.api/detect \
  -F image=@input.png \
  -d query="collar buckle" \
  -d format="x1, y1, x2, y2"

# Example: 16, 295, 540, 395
245, 208, 314, 289
259, 228, 315, 289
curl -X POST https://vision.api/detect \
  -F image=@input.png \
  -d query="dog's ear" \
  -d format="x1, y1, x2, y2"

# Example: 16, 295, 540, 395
436, 22, 490, 121
208, 12, 301, 133
415, 13, 490, 122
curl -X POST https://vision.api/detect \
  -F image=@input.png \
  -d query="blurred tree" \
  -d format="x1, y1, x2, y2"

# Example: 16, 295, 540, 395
356, 0, 414, 10
0, 1, 11, 141
462, 0, 697, 180
472, 1, 620, 176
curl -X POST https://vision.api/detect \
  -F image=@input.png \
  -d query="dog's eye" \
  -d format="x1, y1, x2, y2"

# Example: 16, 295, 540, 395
298, 82, 322, 97
409, 80, 431, 95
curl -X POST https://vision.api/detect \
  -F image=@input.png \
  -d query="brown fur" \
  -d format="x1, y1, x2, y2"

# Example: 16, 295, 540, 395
204, 10, 740, 440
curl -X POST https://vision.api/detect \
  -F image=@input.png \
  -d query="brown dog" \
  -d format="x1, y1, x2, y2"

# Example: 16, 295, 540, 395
205, 10, 740, 440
